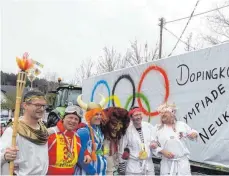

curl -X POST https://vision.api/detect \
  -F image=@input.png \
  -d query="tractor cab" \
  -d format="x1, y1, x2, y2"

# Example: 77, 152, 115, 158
46, 84, 82, 127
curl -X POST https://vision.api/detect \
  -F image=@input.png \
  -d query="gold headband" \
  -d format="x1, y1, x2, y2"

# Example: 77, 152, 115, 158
24, 95, 46, 102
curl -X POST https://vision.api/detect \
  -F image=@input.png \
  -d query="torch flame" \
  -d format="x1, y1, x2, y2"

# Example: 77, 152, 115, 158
16, 52, 34, 71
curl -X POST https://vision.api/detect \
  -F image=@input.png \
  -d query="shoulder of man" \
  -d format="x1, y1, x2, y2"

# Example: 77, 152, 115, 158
6, 116, 24, 127
47, 126, 59, 135
76, 126, 90, 137
142, 121, 161, 132
142, 121, 153, 127
126, 122, 134, 131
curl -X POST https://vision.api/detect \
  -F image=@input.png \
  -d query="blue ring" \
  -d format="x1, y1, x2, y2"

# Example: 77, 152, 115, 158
90, 80, 111, 107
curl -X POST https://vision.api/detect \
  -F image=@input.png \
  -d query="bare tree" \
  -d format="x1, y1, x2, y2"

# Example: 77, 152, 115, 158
119, 49, 132, 69
79, 42, 159, 78
203, 2, 229, 45
74, 58, 95, 86
96, 47, 121, 74
144, 43, 159, 61
124, 40, 159, 66
126, 40, 142, 66
184, 33, 194, 51
44, 71, 59, 91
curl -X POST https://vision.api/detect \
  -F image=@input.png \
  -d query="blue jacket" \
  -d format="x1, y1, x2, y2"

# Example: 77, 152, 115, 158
75, 125, 107, 175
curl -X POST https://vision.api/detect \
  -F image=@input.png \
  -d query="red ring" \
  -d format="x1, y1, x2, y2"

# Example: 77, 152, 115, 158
137, 65, 170, 116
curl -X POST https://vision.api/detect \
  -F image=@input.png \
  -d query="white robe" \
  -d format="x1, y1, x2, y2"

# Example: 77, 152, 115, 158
0, 127, 49, 175
118, 121, 156, 175
154, 121, 198, 176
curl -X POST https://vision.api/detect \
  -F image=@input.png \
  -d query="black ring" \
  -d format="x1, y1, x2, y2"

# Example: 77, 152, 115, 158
112, 74, 136, 108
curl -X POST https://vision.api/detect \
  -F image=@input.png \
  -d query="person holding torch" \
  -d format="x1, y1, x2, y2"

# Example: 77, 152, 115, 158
0, 53, 49, 175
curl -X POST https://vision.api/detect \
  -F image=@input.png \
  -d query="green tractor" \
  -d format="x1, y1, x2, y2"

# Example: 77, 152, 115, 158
46, 84, 82, 127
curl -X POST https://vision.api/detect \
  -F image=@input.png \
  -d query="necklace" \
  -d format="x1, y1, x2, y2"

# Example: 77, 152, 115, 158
62, 131, 74, 159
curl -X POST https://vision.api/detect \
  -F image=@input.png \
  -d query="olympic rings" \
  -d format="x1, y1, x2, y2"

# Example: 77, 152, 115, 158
105, 95, 122, 108
137, 65, 169, 116
91, 80, 111, 107
112, 74, 135, 107
124, 92, 152, 123
90, 65, 170, 118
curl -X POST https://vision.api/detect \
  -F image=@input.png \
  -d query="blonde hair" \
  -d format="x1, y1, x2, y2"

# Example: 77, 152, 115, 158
157, 102, 177, 114
157, 103, 177, 131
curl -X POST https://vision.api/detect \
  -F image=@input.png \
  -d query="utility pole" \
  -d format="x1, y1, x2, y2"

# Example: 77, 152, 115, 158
159, 18, 164, 59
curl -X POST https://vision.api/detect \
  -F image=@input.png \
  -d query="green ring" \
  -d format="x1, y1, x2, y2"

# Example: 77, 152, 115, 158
124, 93, 152, 122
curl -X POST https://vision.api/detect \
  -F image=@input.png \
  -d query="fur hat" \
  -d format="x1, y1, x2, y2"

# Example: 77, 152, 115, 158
102, 107, 130, 140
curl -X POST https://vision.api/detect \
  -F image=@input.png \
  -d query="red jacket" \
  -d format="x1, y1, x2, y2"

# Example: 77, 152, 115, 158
47, 121, 88, 175
76, 122, 87, 131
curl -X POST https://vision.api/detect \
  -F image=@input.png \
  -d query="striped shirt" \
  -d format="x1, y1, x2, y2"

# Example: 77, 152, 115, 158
118, 127, 145, 174
136, 127, 144, 143
118, 162, 126, 175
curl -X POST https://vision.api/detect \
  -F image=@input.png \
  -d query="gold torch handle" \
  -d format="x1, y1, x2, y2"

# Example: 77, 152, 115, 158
9, 72, 27, 175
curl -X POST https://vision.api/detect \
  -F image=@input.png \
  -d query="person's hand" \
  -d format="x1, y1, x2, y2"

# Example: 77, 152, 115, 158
150, 142, 158, 149
4, 146, 19, 162
187, 132, 198, 139
179, 132, 184, 139
84, 155, 91, 164
160, 150, 174, 159
94, 173, 99, 176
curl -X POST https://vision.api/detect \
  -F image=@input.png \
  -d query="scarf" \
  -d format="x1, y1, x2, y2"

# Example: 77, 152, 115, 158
16, 120, 49, 145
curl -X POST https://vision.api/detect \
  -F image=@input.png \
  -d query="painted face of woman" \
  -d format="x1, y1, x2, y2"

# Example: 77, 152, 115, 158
161, 111, 176, 124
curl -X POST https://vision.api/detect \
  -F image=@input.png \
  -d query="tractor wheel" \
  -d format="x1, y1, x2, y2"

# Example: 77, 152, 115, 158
47, 114, 60, 128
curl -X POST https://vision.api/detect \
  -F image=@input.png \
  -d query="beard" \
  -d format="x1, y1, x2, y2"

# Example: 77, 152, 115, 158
31, 110, 44, 120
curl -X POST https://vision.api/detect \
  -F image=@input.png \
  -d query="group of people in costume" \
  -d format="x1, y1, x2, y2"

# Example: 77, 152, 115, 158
0, 89, 198, 175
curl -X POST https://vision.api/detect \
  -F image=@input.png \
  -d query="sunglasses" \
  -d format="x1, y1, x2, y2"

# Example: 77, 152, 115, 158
27, 103, 48, 109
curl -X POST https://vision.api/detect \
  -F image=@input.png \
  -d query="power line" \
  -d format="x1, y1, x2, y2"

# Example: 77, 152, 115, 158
165, 4, 229, 24
168, 0, 201, 57
163, 27, 196, 50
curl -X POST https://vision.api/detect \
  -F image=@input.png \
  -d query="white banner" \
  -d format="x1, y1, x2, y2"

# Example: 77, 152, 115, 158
82, 43, 229, 167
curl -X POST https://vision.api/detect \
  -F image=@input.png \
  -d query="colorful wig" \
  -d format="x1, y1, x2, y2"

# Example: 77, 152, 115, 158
77, 94, 106, 161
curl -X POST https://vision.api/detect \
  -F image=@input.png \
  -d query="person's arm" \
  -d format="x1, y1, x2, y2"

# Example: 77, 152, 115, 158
118, 131, 129, 161
148, 124, 163, 156
181, 121, 198, 140
117, 132, 129, 175
0, 127, 19, 166
76, 128, 96, 175
158, 149, 175, 159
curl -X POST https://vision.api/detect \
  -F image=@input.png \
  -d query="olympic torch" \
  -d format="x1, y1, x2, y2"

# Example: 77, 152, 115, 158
9, 52, 33, 175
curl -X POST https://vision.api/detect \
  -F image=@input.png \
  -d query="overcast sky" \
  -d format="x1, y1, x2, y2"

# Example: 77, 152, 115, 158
1, 0, 228, 82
